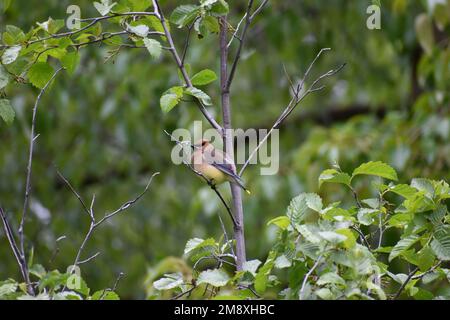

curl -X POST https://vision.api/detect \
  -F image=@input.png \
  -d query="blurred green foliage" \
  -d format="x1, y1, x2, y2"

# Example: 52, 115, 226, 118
0, 0, 449, 298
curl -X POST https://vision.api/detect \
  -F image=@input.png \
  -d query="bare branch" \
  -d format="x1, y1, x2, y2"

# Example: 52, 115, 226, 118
56, 170, 159, 276
299, 254, 323, 300
226, 0, 255, 91
55, 168, 92, 219
0, 206, 31, 293
238, 50, 345, 176
220, 16, 246, 271
393, 266, 419, 300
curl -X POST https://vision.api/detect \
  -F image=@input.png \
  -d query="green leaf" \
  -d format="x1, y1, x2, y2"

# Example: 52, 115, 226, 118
254, 251, 276, 294
352, 161, 398, 181
318, 231, 347, 244
0, 65, 9, 89
28, 62, 54, 89
29, 264, 46, 279
210, 0, 229, 15
318, 169, 351, 187
388, 184, 419, 199
185, 87, 212, 105
411, 178, 435, 198
191, 69, 217, 86
93, 0, 117, 16
61, 51, 80, 75
197, 269, 230, 287
170, 5, 200, 27
357, 208, 379, 226
0, 99, 15, 125
297, 224, 322, 244
0, 279, 18, 297
417, 247, 436, 271
91, 290, 120, 300
243, 259, 262, 275
274, 255, 291, 269
286, 194, 308, 225
336, 228, 357, 249
160, 86, 184, 113
267, 216, 290, 229
389, 235, 420, 262
127, 24, 149, 37
317, 272, 346, 287
415, 13, 434, 55
184, 237, 216, 255
1, 45, 21, 65
202, 16, 220, 33
431, 226, 450, 261
143, 38, 162, 59
153, 273, 184, 290
304, 193, 323, 212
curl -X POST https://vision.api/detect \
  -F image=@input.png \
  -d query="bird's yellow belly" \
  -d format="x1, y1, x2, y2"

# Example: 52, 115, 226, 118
196, 164, 227, 185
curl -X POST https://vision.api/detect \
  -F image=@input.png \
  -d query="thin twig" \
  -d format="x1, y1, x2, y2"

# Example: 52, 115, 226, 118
393, 267, 419, 300
299, 254, 323, 300
57, 170, 159, 275
226, 0, 255, 91
238, 50, 345, 176
0, 207, 30, 291
17, 67, 64, 295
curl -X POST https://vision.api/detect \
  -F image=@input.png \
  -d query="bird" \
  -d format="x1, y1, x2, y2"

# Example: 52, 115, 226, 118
190, 139, 251, 194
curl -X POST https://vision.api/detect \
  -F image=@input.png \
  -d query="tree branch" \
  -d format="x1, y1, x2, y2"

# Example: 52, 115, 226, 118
220, 16, 246, 271
238, 49, 345, 176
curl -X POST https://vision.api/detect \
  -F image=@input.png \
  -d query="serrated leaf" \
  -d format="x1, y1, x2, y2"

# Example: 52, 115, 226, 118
274, 255, 291, 269
388, 184, 419, 199
90, 290, 120, 300
191, 69, 217, 86
319, 169, 351, 187
93, 0, 117, 16
411, 178, 435, 198
297, 224, 322, 244
185, 87, 212, 105
197, 269, 230, 287
317, 272, 346, 287
415, 13, 434, 55
153, 273, 184, 290
0, 99, 15, 125
286, 193, 313, 225
210, 0, 229, 15
352, 161, 398, 181
143, 38, 162, 59
160, 86, 184, 113
318, 231, 347, 244
202, 16, 220, 33
0, 280, 18, 297
27, 62, 54, 89
127, 24, 149, 37
254, 251, 276, 294
267, 216, 290, 229
357, 208, 379, 226
242, 259, 262, 275
1, 45, 21, 65
389, 235, 420, 262
184, 237, 216, 255
0, 65, 9, 89
431, 226, 450, 261
61, 51, 80, 75
170, 5, 200, 27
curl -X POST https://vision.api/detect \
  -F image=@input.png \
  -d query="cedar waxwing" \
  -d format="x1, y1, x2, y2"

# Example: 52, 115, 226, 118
191, 139, 251, 194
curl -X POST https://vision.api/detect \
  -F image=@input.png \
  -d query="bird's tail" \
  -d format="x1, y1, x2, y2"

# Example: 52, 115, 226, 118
230, 175, 251, 195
